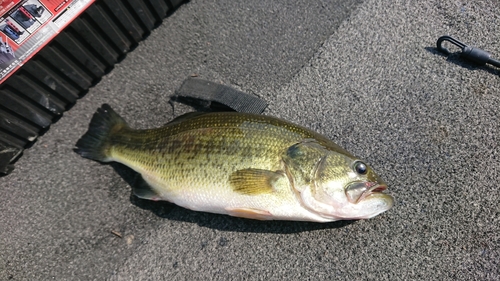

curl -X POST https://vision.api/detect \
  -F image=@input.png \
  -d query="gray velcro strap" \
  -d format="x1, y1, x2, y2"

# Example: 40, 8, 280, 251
173, 77, 268, 114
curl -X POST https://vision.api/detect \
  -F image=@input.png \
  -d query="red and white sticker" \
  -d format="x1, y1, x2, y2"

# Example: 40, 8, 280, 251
0, 0, 94, 83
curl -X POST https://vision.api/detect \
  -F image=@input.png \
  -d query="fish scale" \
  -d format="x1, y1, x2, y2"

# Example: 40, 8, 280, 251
75, 105, 394, 222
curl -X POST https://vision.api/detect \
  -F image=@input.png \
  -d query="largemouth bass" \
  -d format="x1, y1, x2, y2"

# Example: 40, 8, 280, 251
75, 104, 393, 222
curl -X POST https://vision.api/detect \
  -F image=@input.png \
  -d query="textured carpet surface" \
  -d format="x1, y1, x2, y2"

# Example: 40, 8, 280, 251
1, 0, 499, 280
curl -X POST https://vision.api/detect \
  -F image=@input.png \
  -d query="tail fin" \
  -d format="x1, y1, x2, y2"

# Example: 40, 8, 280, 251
75, 104, 127, 162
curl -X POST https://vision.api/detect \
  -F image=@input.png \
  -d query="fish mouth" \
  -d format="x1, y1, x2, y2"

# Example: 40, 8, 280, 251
345, 182, 388, 204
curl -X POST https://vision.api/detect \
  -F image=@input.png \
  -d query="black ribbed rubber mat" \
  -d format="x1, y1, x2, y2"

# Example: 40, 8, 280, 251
0, 0, 186, 175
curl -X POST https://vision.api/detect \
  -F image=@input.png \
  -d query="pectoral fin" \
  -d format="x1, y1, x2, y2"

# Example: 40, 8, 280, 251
229, 168, 284, 195
226, 207, 272, 220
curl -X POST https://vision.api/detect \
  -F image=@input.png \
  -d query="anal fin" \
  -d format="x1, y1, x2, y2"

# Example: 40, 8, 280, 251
132, 174, 162, 201
226, 207, 272, 220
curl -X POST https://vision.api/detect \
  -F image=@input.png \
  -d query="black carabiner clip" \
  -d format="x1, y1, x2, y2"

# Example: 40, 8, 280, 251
436, 35, 500, 68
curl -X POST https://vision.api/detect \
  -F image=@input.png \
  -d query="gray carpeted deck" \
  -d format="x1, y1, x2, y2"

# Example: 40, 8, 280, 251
2, 0, 499, 279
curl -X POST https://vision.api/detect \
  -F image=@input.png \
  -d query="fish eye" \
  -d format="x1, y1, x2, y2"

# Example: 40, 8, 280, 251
353, 161, 367, 175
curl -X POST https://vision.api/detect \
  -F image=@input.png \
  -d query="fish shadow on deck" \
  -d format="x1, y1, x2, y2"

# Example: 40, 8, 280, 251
111, 163, 356, 234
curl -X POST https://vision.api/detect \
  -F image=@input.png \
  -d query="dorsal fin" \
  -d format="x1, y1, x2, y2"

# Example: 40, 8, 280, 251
166, 112, 207, 126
